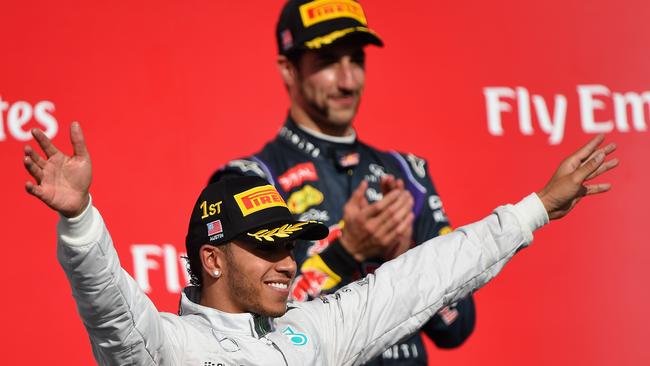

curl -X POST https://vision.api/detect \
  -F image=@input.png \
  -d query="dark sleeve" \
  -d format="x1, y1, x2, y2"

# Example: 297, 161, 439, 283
290, 236, 363, 301
316, 239, 359, 284
399, 152, 476, 348
424, 294, 476, 348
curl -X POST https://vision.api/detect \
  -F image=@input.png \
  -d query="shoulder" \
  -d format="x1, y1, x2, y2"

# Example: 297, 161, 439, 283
359, 142, 432, 179
389, 151, 432, 180
209, 138, 305, 184
376, 150, 438, 194
209, 156, 273, 183
208, 139, 282, 183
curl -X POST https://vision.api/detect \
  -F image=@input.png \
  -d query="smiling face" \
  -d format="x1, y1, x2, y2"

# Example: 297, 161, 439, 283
282, 42, 367, 136
218, 240, 297, 317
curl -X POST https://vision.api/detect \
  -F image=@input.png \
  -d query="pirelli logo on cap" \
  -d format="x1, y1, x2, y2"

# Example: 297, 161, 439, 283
299, 0, 368, 28
234, 185, 288, 216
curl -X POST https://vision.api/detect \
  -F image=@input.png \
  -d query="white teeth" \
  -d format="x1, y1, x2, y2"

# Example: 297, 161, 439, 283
268, 282, 288, 289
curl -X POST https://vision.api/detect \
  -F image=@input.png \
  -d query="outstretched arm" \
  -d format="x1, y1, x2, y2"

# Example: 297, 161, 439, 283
285, 135, 618, 366
23, 124, 181, 365
404, 158, 476, 349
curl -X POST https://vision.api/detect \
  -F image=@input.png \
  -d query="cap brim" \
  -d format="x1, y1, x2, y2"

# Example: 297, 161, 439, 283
240, 219, 329, 245
303, 26, 383, 50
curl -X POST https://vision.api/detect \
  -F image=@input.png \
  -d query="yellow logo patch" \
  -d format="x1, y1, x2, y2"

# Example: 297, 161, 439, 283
299, 0, 367, 28
439, 226, 453, 236
234, 185, 287, 216
287, 185, 324, 214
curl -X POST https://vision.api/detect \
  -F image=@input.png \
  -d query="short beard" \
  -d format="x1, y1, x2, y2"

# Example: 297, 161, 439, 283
223, 247, 287, 317
297, 77, 357, 135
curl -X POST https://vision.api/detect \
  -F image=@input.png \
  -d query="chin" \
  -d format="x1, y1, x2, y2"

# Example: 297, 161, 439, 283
325, 113, 355, 128
260, 306, 288, 318
330, 107, 359, 125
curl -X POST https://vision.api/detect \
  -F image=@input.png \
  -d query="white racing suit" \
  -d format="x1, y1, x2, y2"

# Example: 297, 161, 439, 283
57, 194, 548, 365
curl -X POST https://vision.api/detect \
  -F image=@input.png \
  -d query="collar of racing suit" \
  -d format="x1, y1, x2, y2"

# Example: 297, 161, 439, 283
278, 116, 361, 163
179, 286, 274, 338
294, 121, 357, 144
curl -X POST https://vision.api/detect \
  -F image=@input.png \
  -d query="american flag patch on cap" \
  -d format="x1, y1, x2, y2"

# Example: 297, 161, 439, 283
207, 220, 223, 236
281, 29, 293, 51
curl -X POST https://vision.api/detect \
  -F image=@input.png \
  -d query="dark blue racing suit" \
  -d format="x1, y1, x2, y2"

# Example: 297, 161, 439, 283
210, 117, 475, 365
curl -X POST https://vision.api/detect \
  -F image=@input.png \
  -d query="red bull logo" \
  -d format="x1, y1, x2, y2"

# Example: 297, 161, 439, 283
307, 223, 342, 257
291, 270, 328, 301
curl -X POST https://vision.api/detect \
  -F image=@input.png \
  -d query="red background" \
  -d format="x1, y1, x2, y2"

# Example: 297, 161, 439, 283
1, 0, 648, 364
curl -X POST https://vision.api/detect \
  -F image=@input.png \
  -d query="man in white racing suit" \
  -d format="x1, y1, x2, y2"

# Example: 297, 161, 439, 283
22, 123, 617, 365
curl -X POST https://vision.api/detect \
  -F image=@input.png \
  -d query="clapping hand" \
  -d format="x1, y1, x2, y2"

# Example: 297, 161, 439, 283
340, 176, 414, 262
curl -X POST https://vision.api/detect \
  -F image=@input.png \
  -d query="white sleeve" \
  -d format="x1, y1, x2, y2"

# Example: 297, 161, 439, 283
56, 199, 181, 365
283, 193, 548, 366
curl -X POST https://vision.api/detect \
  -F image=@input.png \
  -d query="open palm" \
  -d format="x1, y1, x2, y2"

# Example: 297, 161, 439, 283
23, 122, 92, 218
537, 134, 618, 220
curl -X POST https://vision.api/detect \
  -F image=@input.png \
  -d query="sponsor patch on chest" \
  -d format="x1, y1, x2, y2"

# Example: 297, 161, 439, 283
287, 185, 324, 214
278, 162, 318, 191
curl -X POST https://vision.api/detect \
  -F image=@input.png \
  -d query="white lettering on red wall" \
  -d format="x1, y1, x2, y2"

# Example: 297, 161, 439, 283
484, 85, 648, 144
0, 96, 58, 141
131, 244, 190, 294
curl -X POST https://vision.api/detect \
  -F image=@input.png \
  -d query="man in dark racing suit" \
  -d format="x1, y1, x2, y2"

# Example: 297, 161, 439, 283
210, 1, 475, 364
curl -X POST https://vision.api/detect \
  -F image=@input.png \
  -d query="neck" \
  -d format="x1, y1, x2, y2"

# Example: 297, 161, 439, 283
289, 105, 354, 137
294, 122, 357, 144
200, 279, 238, 312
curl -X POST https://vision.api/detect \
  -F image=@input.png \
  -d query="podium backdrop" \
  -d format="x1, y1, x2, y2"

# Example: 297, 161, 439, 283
1, 1, 648, 364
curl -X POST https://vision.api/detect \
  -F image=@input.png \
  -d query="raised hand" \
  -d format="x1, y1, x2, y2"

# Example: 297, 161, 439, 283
23, 122, 92, 218
537, 134, 618, 220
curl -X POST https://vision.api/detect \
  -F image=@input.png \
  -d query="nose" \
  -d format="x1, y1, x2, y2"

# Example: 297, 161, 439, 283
275, 248, 297, 277
337, 56, 359, 91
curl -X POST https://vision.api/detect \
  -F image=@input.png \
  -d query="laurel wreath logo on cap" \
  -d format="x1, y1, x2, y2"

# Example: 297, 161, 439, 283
247, 222, 315, 242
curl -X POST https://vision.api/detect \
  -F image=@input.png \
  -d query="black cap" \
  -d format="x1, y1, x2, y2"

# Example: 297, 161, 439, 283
276, 0, 383, 55
185, 176, 329, 254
